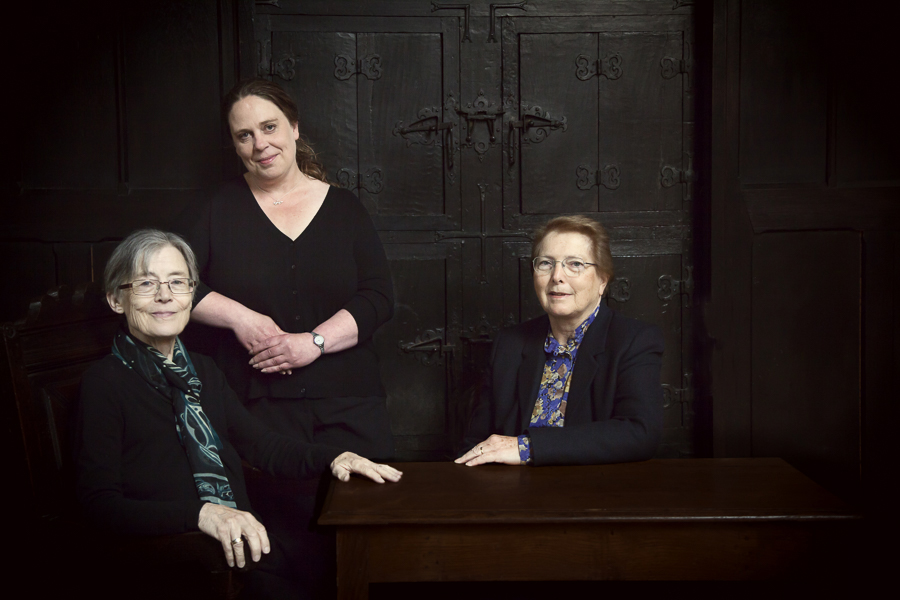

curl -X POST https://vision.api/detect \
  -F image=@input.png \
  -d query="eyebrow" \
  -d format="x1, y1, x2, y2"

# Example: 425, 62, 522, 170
136, 269, 190, 278
233, 119, 278, 134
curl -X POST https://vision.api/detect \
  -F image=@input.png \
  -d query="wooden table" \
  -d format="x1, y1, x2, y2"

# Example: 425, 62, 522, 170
319, 458, 860, 597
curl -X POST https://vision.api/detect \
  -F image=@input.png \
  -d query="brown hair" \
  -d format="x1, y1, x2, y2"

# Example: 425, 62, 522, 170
222, 78, 328, 182
531, 215, 614, 282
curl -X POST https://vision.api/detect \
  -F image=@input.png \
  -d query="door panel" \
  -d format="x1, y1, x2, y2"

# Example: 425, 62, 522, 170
256, 2, 697, 460
359, 33, 446, 217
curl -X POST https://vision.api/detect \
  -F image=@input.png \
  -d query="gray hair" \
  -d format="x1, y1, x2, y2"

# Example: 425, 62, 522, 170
104, 229, 199, 301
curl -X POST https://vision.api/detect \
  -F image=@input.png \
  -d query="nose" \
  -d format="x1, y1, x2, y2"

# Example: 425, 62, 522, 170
550, 261, 567, 281
253, 133, 268, 151
155, 281, 174, 301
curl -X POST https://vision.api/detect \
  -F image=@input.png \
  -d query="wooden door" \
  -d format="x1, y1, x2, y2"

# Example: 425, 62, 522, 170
254, 0, 699, 460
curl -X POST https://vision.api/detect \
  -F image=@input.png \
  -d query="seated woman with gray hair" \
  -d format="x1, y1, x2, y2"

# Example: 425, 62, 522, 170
457, 215, 663, 467
73, 228, 401, 595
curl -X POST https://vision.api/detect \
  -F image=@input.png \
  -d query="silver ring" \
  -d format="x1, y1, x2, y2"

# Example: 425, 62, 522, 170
231, 537, 243, 546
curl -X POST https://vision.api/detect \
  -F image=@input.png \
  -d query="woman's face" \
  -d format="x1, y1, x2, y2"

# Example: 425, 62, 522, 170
533, 231, 607, 328
107, 245, 193, 357
228, 95, 300, 182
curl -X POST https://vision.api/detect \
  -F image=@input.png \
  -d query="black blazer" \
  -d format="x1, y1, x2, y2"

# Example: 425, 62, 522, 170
462, 302, 664, 466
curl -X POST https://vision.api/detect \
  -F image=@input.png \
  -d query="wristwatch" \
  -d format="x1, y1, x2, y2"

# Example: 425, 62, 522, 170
310, 331, 325, 355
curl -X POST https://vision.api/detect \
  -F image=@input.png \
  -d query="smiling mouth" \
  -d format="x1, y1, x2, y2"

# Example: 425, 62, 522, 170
258, 155, 277, 165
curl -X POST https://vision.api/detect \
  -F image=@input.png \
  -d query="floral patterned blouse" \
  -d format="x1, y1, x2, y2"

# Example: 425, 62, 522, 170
517, 302, 601, 464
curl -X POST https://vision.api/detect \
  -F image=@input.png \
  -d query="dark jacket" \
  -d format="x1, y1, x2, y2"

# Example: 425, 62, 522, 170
462, 302, 664, 466
74, 351, 343, 536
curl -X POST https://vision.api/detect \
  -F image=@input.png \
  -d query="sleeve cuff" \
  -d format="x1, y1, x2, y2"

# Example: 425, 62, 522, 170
517, 435, 532, 465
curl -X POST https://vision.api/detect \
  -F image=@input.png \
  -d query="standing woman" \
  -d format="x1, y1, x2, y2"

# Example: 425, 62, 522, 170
181, 78, 394, 596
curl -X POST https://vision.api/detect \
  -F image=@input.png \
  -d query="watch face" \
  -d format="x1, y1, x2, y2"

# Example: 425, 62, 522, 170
313, 334, 324, 346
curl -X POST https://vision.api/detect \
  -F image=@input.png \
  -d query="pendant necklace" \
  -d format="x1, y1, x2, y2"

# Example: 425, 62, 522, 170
251, 176, 305, 206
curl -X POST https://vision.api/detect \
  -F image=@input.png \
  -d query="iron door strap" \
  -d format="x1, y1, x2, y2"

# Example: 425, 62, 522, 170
399, 329, 455, 366
393, 106, 456, 172
508, 105, 567, 167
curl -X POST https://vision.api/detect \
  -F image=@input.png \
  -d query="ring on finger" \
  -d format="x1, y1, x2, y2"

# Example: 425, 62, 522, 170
478, 445, 484, 455
231, 537, 243, 546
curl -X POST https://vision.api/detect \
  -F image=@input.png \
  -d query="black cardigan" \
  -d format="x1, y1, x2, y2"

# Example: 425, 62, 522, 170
462, 302, 664, 466
74, 351, 343, 536
181, 179, 394, 399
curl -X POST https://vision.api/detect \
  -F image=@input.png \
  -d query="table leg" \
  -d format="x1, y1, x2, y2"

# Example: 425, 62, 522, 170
336, 529, 369, 600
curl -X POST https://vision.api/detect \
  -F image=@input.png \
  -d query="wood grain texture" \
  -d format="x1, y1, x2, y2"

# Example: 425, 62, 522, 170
323, 460, 859, 596
320, 459, 857, 526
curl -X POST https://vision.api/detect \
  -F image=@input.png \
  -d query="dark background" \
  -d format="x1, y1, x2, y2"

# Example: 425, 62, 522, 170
3, 0, 898, 566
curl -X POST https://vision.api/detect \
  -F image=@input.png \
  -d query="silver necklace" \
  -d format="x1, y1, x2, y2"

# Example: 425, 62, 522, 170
251, 177, 304, 206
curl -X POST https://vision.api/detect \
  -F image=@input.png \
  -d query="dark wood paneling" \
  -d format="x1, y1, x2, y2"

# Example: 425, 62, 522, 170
738, 1, 826, 185
744, 187, 900, 233
0, 244, 57, 322
862, 231, 900, 512
752, 231, 861, 497
835, 15, 900, 186
22, 11, 119, 190
710, 0, 753, 457
124, 1, 222, 188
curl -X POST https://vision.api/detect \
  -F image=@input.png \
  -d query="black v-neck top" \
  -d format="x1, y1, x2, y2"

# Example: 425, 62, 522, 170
184, 178, 394, 399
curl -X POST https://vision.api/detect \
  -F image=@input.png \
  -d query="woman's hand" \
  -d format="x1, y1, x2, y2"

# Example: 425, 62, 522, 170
455, 434, 522, 466
248, 333, 318, 374
330, 452, 403, 484
197, 503, 270, 569
232, 310, 286, 353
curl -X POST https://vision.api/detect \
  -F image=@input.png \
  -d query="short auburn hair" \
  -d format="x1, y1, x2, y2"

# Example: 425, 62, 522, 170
531, 215, 614, 282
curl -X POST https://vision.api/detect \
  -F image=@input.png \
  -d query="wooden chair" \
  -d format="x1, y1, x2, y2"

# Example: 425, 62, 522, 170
2, 284, 244, 599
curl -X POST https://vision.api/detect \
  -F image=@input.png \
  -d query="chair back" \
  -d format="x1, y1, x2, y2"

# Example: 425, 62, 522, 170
2, 283, 120, 520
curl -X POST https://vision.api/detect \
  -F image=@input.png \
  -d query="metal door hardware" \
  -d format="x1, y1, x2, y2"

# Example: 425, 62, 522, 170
399, 329, 455, 365
657, 266, 694, 307
575, 53, 623, 81
448, 91, 507, 161
606, 278, 631, 303
336, 168, 384, 194
488, 2, 528, 42
508, 105, 567, 167
393, 106, 456, 172
333, 53, 383, 80
575, 164, 620, 190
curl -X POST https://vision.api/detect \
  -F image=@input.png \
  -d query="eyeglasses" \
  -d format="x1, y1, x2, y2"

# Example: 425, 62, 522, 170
532, 257, 597, 277
118, 278, 195, 296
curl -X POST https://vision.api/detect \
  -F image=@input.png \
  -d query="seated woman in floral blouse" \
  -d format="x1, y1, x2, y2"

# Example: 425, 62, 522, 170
456, 215, 663, 467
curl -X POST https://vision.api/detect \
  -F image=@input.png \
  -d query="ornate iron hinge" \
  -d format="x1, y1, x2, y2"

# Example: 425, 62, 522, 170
334, 54, 383, 80
336, 168, 384, 194
657, 266, 694, 307
662, 373, 693, 426
661, 153, 695, 202
606, 277, 631, 303
575, 53, 623, 81
399, 328, 455, 365
392, 106, 457, 177
448, 91, 508, 162
508, 104, 567, 167
575, 163, 620, 191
